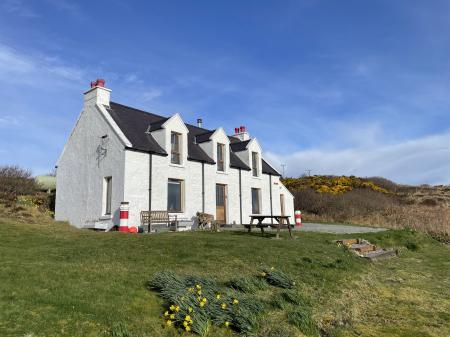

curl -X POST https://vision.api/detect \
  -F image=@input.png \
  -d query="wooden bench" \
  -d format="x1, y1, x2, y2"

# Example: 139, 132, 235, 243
141, 211, 178, 233
243, 223, 273, 236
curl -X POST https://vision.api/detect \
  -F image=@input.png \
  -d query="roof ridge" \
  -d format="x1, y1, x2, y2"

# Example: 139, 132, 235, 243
110, 101, 213, 133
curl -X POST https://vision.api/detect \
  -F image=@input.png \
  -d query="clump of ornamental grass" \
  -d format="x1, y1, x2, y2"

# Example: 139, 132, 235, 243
149, 271, 266, 334
259, 266, 296, 289
287, 309, 318, 337
227, 276, 268, 293
104, 323, 140, 337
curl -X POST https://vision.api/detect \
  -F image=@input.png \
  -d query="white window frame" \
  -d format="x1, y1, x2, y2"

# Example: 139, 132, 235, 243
167, 178, 184, 213
171, 132, 182, 165
252, 151, 259, 177
217, 143, 226, 172
102, 176, 112, 216
251, 187, 261, 214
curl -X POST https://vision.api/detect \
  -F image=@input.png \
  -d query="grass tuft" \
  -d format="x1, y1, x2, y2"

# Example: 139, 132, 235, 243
287, 309, 318, 337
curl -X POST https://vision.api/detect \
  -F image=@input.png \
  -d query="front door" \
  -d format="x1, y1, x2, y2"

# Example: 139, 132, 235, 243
216, 184, 227, 223
280, 194, 285, 224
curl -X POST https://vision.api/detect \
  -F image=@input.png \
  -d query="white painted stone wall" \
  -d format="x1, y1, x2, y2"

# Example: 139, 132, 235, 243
56, 87, 295, 228
55, 104, 126, 228
122, 149, 295, 227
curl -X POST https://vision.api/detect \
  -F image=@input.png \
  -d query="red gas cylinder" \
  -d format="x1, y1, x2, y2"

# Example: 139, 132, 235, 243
294, 210, 302, 227
119, 202, 130, 232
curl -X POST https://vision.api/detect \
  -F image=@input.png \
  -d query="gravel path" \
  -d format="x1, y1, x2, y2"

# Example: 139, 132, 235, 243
295, 222, 387, 234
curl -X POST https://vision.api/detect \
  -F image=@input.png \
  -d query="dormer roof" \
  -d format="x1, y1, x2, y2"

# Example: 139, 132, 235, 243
105, 101, 280, 175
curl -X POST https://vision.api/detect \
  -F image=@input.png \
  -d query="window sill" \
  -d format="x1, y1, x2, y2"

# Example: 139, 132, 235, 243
252, 175, 262, 180
216, 170, 228, 175
169, 163, 186, 169
99, 215, 112, 220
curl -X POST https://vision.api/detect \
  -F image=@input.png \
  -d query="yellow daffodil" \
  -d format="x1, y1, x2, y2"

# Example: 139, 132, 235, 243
197, 290, 202, 295
175, 305, 180, 312
170, 314, 175, 319
183, 321, 189, 327
170, 305, 175, 311
221, 303, 227, 309
188, 307, 193, 313
164, 311, 169, 317
225, 321, 230, 327
185, 315, 191, 321
202, 298, 207, 303
166, 320, 172, 327
233, 299, 239, 305
188, 287, 194, 293
196, 284, 201, 289
216, 294, 221, 300
185, 326, 191, 332
261, 272, 266, 277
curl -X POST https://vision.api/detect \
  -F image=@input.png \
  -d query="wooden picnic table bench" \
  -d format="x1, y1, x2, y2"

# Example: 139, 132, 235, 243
246, 215, 293, 239
140, 210, 179, 233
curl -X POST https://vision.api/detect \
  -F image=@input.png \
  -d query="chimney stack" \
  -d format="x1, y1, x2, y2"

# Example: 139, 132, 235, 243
234, 125, 250, 141
197, 118, 203, 128
84, 78, 111, 107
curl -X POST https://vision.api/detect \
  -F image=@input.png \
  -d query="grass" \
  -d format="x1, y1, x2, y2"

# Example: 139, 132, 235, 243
0, 214, 449, 337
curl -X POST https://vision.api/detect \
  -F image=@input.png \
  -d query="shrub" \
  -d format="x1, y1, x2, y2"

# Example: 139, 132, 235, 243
0, 165, 38, 208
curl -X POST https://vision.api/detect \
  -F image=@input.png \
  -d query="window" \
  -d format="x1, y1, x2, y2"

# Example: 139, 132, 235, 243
217, 143, 225, 172
168, 179, 183, 212
171, 132, 181, 164
251, 188, 261, 214
103, 177, 112, 215
252, 152, 259, 177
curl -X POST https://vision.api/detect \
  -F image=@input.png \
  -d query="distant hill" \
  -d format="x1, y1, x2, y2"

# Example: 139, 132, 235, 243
282, 175, 449, 242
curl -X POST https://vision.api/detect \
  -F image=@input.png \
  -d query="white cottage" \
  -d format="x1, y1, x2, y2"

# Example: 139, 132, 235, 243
55, 80, 294, 230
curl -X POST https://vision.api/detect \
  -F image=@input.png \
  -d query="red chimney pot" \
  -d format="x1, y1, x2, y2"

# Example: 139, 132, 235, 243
234, 127, 239, 134
240, 125, 246, 133
90, 78, 105, 88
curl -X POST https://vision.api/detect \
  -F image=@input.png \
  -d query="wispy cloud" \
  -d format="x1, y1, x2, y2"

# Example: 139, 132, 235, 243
0, 43, 86, 85
266, 130, 450, 185
141, 88, 163, 102
0, 116, 21, 128
1, 0, 39, 18
45, 0, 84, 20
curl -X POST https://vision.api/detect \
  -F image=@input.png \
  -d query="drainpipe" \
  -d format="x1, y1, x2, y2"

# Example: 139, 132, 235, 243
239, 168, 243, 224
269, 174, 273, 224
148, 152, 152, 233
201, 162, 205, 213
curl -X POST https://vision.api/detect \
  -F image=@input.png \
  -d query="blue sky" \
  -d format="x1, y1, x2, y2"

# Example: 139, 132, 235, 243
1, 0, 449, 184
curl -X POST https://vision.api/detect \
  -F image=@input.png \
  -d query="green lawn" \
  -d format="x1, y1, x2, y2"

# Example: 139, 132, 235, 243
0, 216, 449, 337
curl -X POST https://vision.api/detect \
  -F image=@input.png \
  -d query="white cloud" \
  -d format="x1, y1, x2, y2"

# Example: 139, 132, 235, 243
0, 116, 21, 128
0, 43, 86, 85
1, 0, 39, 18
141, 88, 163, 102
266, 131, 450, 185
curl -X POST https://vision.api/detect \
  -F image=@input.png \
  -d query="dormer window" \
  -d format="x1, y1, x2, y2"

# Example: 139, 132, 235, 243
171, 132, 181, 164
217, 143, 225, 172
252, 151, 259, 177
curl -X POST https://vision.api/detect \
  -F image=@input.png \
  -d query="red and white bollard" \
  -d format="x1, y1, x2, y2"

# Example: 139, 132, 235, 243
119, 202, 130, 232
295, 210, 302, 227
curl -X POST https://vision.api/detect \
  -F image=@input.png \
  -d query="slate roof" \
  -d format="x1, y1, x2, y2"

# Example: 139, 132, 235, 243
230, 139, 251, 152
105, 102, 280, 175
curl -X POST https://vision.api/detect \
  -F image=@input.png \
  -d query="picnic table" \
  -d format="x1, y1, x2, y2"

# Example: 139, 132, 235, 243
244, 215, 293, 239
